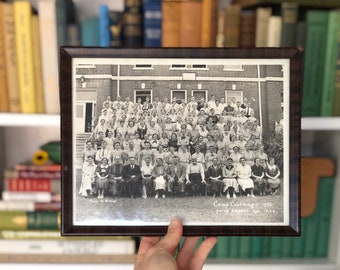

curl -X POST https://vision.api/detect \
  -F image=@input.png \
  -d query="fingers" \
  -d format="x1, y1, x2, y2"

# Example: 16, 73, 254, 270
156, 217, 183, 254
137, 236, 161, 256
176, 236, 200, 269
190, 236, 218, 270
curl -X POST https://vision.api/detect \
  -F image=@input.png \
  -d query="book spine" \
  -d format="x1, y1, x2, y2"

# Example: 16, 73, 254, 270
31, 14, 45, 114
0, 211, 60, 230
315, 177, 335, 257
80, 17, 100, 46
320, 11, 340, 116
239, 9, 256, 48
2, 191, 56, 203
215, 236, 230, 258
224, 4, 241, 47
280, 2, 298, 47
5, 169, 61, 179
302, 11, 328, 116
215, 9, 225, 47
109, 10, 123, 47
4, 178, 61, 192
267, 16, 282, 47
201, 0, 217, 47
13, 0, 36, 114
0, 201, 61, 211
0, 239, 136, 254
37, 0, 60, 115
179, 0, 202, 47
99, 4, 110, 47
14, 163, 62, 172
255, 7, 272, 47
333, 31, 340, 116
0, 3, 9, 112
250, 236, 263, 258
143, 0, 162, 47
1, 2, 20, 113
161, 0, 181, 47
269, 237, 283, 258
122, 0, 143, 48
238, 236, 251, 258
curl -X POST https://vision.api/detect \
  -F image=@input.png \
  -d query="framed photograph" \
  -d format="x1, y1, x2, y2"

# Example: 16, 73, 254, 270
60, 47, 302, 236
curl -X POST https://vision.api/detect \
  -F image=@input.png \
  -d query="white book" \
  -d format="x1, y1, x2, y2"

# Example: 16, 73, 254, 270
267, 16, 282, 47
2, 191, 53, 203
255, 7, 272, 47
0, 239, 136, 255
0, 200, 35, 211
38, 0, 60, 114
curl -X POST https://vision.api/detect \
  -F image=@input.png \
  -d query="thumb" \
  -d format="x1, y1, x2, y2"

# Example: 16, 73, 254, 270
157, 217, 183, 254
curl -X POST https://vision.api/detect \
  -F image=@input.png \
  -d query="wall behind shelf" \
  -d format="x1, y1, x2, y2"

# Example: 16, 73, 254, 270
2, 126, 60, 168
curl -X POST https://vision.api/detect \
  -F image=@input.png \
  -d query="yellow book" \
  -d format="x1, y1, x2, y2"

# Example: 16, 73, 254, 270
1, 2, 21, 113
13, 0, 36, 114
201, 0, 218, 47
31, 14, 45, 114
0, 3, 9, 112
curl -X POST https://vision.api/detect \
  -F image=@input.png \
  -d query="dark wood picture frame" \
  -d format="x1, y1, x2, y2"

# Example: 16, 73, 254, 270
60, 47, 302, 236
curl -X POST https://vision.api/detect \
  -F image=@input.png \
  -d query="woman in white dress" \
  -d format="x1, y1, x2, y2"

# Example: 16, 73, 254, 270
236, 157, 256, 198
79, 156, 97, 197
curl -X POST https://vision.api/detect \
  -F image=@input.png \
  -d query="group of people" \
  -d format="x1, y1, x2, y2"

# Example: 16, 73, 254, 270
78, 94, 282, 199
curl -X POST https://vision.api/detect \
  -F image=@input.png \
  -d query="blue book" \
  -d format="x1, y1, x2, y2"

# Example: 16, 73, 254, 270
99, 4, 110, 47
142, 0, 162, 47
81, 17, 100, 46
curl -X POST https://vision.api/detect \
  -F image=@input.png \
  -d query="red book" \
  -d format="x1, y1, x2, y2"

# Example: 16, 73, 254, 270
4, 178, 60, 193
14, 163, 61, 172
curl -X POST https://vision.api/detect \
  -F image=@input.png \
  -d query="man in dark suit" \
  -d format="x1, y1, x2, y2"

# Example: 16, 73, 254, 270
167, 155, 186, 197
122, 156, 142, 198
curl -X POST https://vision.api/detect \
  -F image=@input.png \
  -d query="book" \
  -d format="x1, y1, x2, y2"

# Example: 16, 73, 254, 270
228, 236, 239, 257
216, 9, 225, 47
99, 4, 110, 47
215, 236, 230, 258
80, 16, 100, 46
201, 0, 218, 47
0, 238, 136, 255
250, 236, 263, 258
122, 0, 143, 48
31, 14, 45, 114
37, 0, 60, 115
320, 11, 340, 116
232, 0, 340, 8
4, 168, 61, 179
315, 177, 335, 257
161, 0, 181, 47
223, 4, 241, 47
333, 31, 340, 116
109, 10, 123, 47
0, 201, 60, 211
13, 0, 37, 114
179, 0, 202, 47
0, 211, 60, 230
2, 191, 60, 203
267, 15, 282, 47
238, 236, 251, 258
143, 0, 162, 47
269, 236, 283, 258
280, 2, 299, 47
239, 8, 256, 48
1, 2, 20, 113
302, 10, 340, 116
14, 162, 61, 172
255, 6, 272, 47
0, 2, 9, 112
4, 178, 60, 193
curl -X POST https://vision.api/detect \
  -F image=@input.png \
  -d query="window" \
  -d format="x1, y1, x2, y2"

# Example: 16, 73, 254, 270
192, 90, 207, 102
225, 90, 243, 103
223, 64, 243, 71
171, 90, 187, 104
135, 90, 152, 103
134, 64, 153, 69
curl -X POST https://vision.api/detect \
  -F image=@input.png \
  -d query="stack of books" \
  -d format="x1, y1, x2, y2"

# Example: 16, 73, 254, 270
0, 162, 136, 262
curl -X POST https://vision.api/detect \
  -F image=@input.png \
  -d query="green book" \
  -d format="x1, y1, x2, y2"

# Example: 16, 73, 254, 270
239, 236, 251, 258
261, 237, 271, 258
250, 236, 263, 258
302, 10, 330, 116
0, 211, 60, 230
291, 218, 307, 257
320, 11, 340, 116
280, 2, 298, 47
315, 177, 335, 257
216, 236, 230, 258
332, 31, 340, 116
269, 236, 283, 258
229, 236, 240, 258
281, 236, 293, 258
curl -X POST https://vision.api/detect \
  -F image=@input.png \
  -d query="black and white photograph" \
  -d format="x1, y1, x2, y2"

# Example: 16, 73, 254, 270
60, 47, 301, 236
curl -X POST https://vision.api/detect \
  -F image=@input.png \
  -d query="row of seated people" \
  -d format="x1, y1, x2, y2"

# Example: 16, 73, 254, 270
79, 153, 281, 200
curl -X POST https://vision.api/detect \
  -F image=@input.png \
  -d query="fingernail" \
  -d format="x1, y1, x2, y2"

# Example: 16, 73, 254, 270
169, 218, 179, 229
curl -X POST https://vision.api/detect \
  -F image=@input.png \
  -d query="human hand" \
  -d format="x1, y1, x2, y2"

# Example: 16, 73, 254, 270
134, 218, 217, 270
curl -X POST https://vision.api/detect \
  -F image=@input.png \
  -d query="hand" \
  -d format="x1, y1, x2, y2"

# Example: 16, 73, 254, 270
134, 218, 217, 270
